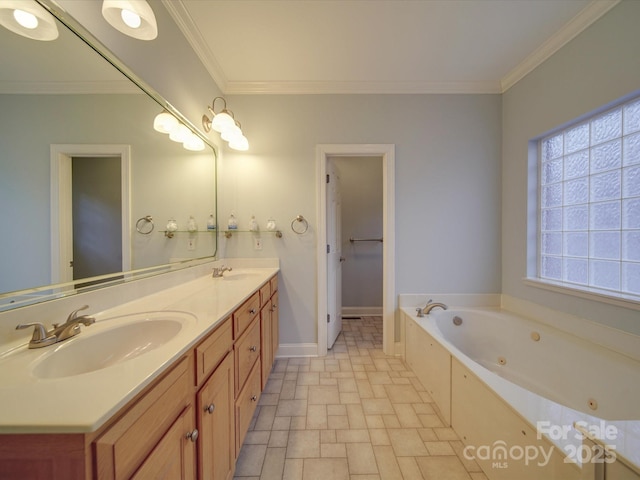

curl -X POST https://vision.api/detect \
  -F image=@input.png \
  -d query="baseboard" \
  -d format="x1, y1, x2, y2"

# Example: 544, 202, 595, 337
275, 343, 318, 358
341, 306, 383, 317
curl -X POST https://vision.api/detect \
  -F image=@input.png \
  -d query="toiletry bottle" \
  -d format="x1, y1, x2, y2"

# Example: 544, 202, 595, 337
187, 215, 198, 232
266, 217, 276, 231
228, 213, 238, 230
249, 215, 258, 232
207, 214, 216, 230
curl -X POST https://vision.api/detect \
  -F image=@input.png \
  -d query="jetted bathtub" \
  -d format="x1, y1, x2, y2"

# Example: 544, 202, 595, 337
402, 305, 640, 480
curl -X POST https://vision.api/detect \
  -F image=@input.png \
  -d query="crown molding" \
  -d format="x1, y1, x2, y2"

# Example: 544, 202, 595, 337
0, 81, 141, 94
162, 0, 228, 93
501, 0, 621, 93
225, 80, 502, 95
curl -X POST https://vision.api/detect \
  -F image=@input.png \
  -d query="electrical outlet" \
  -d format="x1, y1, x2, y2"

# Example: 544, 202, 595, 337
254, 237, 263, 250
187, 237, 196, 251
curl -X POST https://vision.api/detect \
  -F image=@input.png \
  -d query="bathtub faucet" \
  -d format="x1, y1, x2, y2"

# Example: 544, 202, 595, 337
416, 299, 448, 317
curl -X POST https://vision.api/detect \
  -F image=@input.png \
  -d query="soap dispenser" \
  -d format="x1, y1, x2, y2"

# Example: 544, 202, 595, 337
227, 212, 238, 230
207, 214, 216, 230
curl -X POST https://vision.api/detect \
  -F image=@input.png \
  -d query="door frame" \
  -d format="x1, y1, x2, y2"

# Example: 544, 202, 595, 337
316, 144, 395, 356
50, 144, 131, 284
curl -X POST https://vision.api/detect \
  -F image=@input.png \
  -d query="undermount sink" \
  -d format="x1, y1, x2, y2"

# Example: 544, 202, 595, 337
32, 311, 195, 379
221, 271, 261, 281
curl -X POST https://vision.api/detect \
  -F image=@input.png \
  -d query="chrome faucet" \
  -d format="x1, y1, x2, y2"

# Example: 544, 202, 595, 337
16, 305, 95, 349
416, 299, 448, 317
212, 266, 232, 278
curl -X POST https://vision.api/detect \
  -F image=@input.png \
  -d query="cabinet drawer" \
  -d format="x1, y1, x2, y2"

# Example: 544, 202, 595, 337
235, 360, 261, 456
195, 316, 232, 386
233, 292, 260, 339
269, 275, 278, 295
94, 354, 193, 480
234, 317, 261, 396
259, 282, 271, 307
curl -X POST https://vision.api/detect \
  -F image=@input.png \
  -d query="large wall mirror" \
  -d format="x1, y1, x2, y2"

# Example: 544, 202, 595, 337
0, 2, 217, 311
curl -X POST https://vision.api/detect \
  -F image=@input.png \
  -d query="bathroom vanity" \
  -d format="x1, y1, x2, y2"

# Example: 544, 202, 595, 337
0, 265, 279, 480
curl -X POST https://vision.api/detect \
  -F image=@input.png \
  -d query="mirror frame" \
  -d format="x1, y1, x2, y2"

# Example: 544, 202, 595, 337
0, 0, 217, 312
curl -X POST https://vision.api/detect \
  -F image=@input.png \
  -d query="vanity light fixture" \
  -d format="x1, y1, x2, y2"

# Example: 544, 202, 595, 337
0, 0, 59, 41
101, 0, 157, 40
202, 96, 250, 151
153, 111, 205, 151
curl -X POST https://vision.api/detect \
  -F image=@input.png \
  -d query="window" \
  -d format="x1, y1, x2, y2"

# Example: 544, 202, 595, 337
538, 95, 640, 300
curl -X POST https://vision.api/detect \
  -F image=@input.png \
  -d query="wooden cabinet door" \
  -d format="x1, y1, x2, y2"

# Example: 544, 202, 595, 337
130, 405, 196, 480
260, 299, 272, 389
197, 353, 235, 480
271, 291, 279, 359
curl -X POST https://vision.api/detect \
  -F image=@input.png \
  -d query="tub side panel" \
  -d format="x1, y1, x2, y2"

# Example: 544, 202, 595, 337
405, 314, 451, 425
451, 358, 580, 480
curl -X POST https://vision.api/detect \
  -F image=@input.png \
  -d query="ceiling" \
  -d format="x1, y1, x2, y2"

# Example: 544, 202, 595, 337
165, 0, 619, 95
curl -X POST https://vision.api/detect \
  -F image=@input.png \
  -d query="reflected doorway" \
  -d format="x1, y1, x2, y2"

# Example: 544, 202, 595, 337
72, 156, 122, 287
50, 144, 131, 286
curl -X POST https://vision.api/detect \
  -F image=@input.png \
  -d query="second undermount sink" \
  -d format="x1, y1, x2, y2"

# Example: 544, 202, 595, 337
221, 271, 261, 281
32, 311, 195, 379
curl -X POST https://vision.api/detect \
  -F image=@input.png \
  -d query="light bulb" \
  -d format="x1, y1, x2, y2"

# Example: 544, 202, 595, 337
211, 111, 235, 133
183, 134, 205, 151
153, 112, 178, 133
120, 8, 141, 28
13, 9, 38, 29
169, 124, 190, 143
229, 135, 249, 151
221, 124, 243, 142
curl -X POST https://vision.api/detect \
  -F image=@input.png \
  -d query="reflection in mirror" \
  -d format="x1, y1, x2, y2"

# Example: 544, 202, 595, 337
0, 3, 216, 311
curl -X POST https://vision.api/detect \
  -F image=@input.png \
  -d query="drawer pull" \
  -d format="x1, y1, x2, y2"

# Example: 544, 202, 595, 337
271, 304, 277, 311
186, 429, 199, 442
205, 404, 215, 414
251, 395, 257, 402
249, 345, 257, 352
249, 308, 256, 314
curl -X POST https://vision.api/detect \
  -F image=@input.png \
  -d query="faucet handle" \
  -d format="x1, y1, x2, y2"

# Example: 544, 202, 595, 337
16, 322, 48, 341
66, 305, 89, 323
16, 323, 57, 348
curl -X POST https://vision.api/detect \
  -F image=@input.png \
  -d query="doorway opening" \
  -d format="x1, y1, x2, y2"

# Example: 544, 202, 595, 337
50, 144, 131, 286
316, 144, 395, 357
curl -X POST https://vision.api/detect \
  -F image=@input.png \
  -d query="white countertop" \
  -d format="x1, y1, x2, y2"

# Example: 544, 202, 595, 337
0, 267, 278, 434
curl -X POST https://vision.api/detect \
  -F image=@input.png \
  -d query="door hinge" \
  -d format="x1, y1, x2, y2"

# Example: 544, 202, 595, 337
327, 244, 330, 254
327, 314, 330, 323
326, 174, 330, 183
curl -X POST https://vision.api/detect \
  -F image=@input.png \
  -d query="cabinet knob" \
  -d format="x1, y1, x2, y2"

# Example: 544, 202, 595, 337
186, 429, 199, 442
251, 395, 257, 402
250, 345, 257, 352
271, 304, 277, 311
249, 308, 256, 314
205, 404, 215, 414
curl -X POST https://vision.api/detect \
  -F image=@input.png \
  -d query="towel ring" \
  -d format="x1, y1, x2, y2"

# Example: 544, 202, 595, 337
291, 215, 308, 235
136, 215, 154, 235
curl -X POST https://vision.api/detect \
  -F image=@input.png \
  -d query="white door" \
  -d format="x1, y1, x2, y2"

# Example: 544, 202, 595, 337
327, 159, 343, 349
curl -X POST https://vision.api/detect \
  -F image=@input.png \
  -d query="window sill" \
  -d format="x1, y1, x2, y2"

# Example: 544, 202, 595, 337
522, 278, 640, 312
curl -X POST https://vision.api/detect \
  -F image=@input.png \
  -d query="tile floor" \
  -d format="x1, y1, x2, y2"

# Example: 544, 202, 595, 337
233, 317, 488, 480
